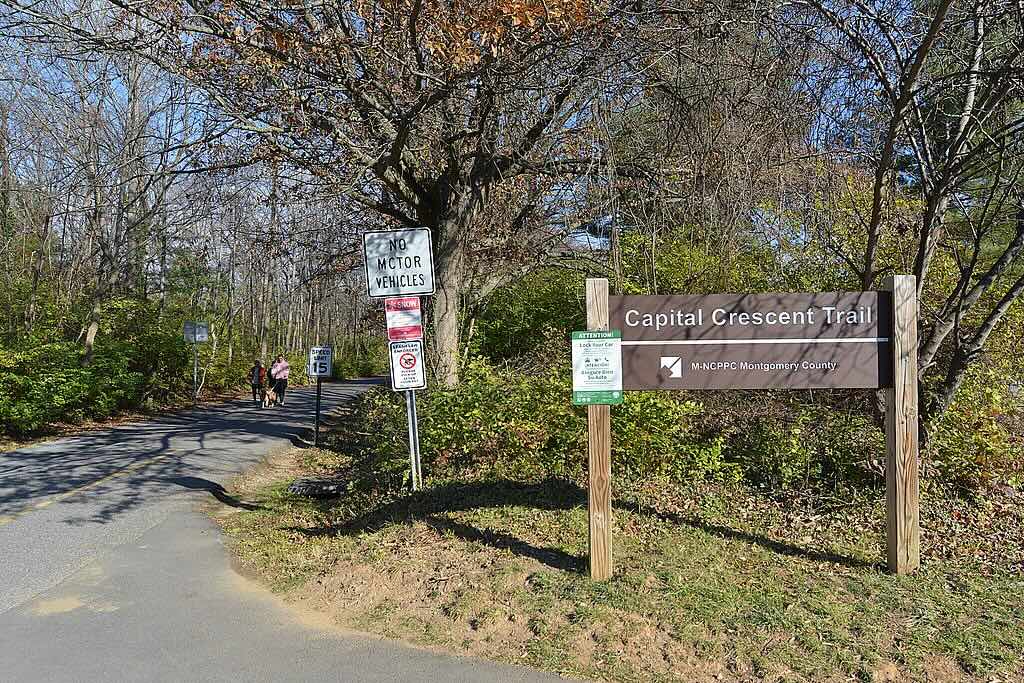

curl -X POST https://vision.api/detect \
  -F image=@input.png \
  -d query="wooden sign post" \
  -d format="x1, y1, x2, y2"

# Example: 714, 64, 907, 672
580, 276, 921, 580
586, 278, 613, 581
885, 275, 920, 574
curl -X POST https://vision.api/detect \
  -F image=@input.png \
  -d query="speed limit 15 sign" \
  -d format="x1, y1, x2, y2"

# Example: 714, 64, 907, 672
308, 347, 333, 378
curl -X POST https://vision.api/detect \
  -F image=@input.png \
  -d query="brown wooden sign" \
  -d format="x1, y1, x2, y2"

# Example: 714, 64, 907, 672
585, 281, 919, 582
609, 292, 894, 390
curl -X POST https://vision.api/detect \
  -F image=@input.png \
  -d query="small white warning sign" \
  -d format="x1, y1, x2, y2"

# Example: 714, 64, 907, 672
389, 340, 426, 391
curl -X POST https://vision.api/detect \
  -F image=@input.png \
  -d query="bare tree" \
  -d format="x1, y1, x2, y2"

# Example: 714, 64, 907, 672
0, 0, 675, 384
788, 0, 1024, 424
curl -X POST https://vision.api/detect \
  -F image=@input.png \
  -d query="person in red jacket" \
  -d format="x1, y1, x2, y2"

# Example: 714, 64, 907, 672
248, 359, 266, 405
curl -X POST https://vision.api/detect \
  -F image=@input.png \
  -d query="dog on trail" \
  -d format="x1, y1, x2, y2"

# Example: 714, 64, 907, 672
262, 385, 277, 408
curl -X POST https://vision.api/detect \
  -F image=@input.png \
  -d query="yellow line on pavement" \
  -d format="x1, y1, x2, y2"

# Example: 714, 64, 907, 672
0, 453, 171, 527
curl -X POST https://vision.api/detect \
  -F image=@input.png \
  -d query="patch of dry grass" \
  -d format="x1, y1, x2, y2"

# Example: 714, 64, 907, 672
213, 441, 1024, 683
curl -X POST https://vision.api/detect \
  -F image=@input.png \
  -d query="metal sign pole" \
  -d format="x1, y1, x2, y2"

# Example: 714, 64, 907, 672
315, 376, 322, 447
411, 389, 423, 489
193, 342, 199, 405
405, 390, 418, 491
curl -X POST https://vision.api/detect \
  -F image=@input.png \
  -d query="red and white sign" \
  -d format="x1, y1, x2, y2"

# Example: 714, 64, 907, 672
385, 296, 423, 341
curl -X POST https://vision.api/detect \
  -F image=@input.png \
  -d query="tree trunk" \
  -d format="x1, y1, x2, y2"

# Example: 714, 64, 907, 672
157, 217, 168, 318
82, 266, 115, 366
431, 219, 465, 386
81, 103, 107, 368
0, 105, 11, 241
226, 244, 236, 366
26, 209, 52, 333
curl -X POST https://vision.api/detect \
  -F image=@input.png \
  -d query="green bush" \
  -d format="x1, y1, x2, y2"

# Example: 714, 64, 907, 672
334, 335, 388, 379
357, 358, 735, 485
926, 368, 1022, 492
0, 342, 144, 433
0, 296, 304, 435
472, 269, 585, 362
355, 363, 894, 491
728, 411, 816, 488
419, 359, 585, 480
351, 350, 902, 492
726, 405, 884, 489
614, 391, 735, 482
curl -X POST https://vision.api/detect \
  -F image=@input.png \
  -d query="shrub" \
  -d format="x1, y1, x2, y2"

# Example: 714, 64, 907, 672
330, 354, 1023, 496
419, 359, 585, 480
614, 391, 735, 482
728, 411, 816, 488
0, 342, 144, 434
357, 358, 735, 485
342, 350, 1019, 496
472, 269, 585, 363
334, 335, 388, 379
726, 405, 884, 489
0, 298, 283, 435
926, 368, 1022, 492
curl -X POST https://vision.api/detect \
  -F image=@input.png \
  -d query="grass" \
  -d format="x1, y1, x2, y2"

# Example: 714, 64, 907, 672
214, 436, 1024, 683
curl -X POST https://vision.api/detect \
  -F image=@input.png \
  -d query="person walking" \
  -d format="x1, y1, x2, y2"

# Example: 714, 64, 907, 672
248, 359, 265, 405
271, 354, 290, 406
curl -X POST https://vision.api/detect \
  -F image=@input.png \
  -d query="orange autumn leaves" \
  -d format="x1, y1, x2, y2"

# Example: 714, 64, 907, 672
167, 0, 608, 76
168, 0, 610, 108
359, 0, 605, 67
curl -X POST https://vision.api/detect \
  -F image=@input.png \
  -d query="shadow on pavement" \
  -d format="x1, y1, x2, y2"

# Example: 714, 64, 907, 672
169, 476, 263, 511
0, 381, 380, 524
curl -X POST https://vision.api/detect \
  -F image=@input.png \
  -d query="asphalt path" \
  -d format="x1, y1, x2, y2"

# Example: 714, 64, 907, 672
0, 380, 559, 682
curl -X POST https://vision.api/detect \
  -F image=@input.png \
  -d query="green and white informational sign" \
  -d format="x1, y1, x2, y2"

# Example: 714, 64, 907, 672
572, 330, 623, 405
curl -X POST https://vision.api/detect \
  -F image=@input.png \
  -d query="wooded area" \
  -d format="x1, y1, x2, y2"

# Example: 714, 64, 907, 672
1, 0, 1021, 491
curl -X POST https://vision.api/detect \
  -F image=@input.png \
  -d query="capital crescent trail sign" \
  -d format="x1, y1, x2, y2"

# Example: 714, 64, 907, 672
609, 292, 894, 390
583, 279, 920, 582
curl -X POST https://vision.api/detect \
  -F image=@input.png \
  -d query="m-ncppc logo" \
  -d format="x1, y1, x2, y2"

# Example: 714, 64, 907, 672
660, 356, 683, 378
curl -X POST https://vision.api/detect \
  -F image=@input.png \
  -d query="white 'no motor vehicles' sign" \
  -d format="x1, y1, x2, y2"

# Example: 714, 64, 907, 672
389, 340, 426, 391
364, 228, 435, 298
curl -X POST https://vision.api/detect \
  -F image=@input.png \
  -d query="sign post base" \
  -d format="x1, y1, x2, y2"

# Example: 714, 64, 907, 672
405, 390, 423, 490
314, 377, 322, 447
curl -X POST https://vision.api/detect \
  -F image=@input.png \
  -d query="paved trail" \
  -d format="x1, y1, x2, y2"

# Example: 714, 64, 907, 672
0, 381, 558, 682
